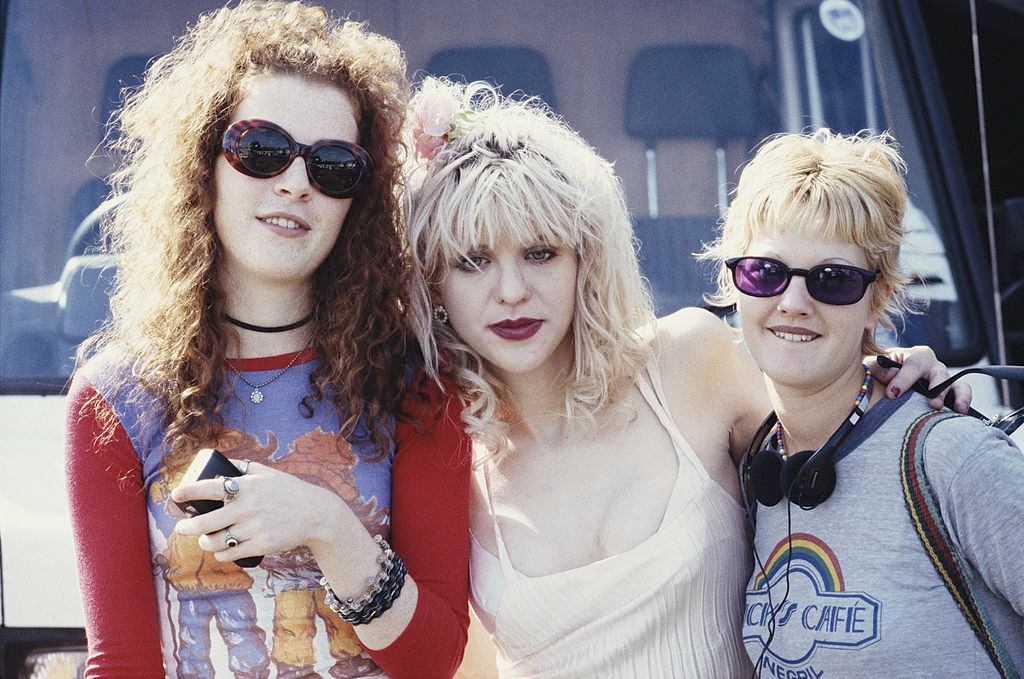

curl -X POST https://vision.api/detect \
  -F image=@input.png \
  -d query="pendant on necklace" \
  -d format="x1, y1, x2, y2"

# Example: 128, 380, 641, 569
250, 389, 264, 404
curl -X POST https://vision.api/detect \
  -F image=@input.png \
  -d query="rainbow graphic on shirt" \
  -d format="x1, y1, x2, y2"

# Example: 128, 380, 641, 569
751, 532, 845, 591
743, 532, 881, 669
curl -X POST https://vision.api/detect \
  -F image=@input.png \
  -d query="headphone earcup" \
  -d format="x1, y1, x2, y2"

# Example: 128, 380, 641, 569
749, 448, 786, 507
780, 449, 837, 509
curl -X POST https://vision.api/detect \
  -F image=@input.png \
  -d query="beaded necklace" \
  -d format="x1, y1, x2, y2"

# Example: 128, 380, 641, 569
774, 364, 871, 457
224, 335, 314, 404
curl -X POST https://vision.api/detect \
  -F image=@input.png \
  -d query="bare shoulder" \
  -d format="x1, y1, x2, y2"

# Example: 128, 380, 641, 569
654, 307, 743, 384
651, 307, 746, 425
656, 306, 735, 347
654, 307, 770, 464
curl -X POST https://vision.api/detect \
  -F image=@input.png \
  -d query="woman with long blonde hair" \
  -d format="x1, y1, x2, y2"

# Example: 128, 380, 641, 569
65, 3, 469, 677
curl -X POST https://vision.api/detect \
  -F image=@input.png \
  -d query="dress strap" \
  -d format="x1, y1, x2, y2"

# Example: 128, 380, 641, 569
635, 353, 709, 481
480, 462, 521, 582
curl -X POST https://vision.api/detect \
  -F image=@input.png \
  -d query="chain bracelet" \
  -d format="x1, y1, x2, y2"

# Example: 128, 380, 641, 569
321, 534, 407, 626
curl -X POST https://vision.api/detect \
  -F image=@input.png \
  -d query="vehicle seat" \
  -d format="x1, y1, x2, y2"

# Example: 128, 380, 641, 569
424, 46, 557, 111
67, 54, 153, 259
59, 254, 118, 347
625, 44, 765, 312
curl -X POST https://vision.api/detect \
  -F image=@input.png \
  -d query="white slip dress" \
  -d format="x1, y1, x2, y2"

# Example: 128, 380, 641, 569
470, 358, 753, 678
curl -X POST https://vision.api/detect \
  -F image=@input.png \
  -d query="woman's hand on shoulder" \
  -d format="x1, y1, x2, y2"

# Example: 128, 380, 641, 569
871, 346, 972, 413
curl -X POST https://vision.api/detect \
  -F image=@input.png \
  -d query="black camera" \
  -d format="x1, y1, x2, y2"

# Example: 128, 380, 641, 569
175, 448, 263, 568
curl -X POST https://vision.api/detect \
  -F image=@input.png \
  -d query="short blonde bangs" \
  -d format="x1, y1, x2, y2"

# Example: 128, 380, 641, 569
701, 130, 911, 354
417, 151, 586, 287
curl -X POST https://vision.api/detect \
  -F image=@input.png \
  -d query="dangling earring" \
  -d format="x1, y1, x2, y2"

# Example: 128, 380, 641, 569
433, 304, 450, 325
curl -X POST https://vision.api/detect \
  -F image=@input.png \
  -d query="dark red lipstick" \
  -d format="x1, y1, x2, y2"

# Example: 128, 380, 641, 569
489, 317, 542, 341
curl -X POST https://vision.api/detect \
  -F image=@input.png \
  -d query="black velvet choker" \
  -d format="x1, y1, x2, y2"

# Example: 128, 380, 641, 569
224, 313, 313, 333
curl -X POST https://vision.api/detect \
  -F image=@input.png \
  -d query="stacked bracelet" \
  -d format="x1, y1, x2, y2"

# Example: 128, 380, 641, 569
321, 534, 407, 626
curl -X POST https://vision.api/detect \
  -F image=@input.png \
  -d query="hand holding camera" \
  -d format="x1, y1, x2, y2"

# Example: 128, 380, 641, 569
172, 448, 263, 568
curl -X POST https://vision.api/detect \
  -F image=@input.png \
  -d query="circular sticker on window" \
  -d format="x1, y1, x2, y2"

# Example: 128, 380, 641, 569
819, 0, 866, 42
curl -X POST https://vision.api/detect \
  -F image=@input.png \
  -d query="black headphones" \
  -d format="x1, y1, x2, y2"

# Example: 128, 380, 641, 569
738, 378, 871, 679
740, 394, 867, 510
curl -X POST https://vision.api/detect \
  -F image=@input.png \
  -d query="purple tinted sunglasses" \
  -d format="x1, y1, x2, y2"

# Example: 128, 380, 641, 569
726, 256, 878, 305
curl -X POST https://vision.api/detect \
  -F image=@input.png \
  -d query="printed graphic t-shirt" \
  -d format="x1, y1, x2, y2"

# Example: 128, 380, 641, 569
67, 350, 470, 679
743, 392, 1024, 679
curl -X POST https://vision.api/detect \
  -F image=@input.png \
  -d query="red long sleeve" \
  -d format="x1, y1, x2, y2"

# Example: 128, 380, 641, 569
66, 369, 470, 678
369, 378, 471, 678
65, 374, 165, 677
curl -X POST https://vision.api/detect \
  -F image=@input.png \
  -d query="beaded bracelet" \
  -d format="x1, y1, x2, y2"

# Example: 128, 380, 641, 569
321, 534, 407, 626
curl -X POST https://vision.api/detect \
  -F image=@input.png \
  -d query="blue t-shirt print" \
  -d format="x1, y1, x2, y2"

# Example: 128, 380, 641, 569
744, 532, 881, 676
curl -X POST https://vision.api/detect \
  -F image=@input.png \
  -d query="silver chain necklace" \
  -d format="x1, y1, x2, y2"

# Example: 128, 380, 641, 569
225, 335, 314, 404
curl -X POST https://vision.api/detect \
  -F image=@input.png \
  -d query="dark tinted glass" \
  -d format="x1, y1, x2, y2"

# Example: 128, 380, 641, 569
811, 266, 866, 304
238, 127, 292, 175
735, 258, 788, 296
309, 146, 362, 193
728, 257, 874, 305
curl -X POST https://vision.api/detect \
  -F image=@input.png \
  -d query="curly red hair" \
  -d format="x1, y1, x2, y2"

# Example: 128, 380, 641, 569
81, 0, 410, 456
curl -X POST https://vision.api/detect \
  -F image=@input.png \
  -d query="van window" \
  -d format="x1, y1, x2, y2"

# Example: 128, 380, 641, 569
0, 0, 981, 393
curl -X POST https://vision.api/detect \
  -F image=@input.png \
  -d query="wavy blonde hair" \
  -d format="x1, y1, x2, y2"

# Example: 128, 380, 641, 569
701, 129, 911, 355
407, 79, 655, 455
80, 0, 410, 456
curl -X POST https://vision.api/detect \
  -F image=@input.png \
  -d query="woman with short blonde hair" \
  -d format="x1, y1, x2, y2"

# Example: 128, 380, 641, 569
703, 129, 911, 355
707, 130, 1022, 676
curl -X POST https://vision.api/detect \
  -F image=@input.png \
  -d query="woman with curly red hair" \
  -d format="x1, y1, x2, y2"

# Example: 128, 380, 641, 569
64, 2, 469, 677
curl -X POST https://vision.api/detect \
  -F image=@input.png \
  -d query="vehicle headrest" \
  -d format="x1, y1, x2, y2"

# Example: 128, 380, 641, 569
67, 194, 126, 262
59, 254, 119, 344
625, 44, 760, 145
424, 46, 558, 112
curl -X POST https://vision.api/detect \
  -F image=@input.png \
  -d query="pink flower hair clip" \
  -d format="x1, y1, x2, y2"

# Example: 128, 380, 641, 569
412, 87, 477, 162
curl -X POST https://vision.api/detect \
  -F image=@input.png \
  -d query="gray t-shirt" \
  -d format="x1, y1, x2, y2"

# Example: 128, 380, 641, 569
743, 391, 1024, 678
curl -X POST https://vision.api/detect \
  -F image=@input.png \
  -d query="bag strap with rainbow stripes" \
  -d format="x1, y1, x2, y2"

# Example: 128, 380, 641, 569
901, 410, 1020, 679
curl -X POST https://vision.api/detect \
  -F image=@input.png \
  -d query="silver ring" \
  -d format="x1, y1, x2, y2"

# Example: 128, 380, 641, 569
222, 476, 240, 503
225, 532, 240, 549
238, 458, 251, 475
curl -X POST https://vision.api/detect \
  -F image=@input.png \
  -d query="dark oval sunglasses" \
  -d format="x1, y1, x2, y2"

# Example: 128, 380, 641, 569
222, 119, 371, 198
725, 256, 878, 305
